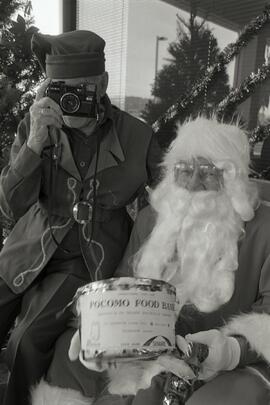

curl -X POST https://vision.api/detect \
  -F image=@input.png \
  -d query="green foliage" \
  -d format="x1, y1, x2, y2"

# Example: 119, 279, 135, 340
0, 0, 42, 155
0, 0, 42, 237
142, 11, 231, 148
0, 0, 24, 25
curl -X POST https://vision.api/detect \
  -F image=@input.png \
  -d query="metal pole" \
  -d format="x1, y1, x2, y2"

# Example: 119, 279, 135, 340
155, 36, 159, 79
155, 36, 167, 80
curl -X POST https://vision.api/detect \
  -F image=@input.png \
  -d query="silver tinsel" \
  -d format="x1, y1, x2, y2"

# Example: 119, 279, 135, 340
152, 4, 270, 133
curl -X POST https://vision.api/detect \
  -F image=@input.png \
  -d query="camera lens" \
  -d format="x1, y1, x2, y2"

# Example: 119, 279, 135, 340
60, 92, 80, 114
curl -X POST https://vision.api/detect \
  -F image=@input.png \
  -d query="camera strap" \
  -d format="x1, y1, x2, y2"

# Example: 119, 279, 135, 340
85, 105, 101, 246
52, 141, 62, 170
47, 127, 79, 255
46, 106, 102, 257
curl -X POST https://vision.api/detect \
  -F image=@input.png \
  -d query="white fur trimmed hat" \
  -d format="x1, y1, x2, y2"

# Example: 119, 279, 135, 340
164, 116, 251, 174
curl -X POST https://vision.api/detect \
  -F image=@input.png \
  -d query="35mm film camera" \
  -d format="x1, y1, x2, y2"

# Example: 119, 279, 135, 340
46, 81, 98, 118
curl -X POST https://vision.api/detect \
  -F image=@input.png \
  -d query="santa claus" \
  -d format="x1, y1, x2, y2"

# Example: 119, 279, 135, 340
31, 116, 270, 405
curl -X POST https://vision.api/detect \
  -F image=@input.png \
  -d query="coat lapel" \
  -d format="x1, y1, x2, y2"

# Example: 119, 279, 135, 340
85, 124, 125, 179
52, 124, 125, 181
58, 128, 81, 181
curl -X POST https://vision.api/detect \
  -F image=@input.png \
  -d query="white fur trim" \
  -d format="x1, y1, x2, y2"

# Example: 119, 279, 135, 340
31, 379, 93, 405
221, 313, 270, 363
161, 117, 258, 222
164, 117, 250, 175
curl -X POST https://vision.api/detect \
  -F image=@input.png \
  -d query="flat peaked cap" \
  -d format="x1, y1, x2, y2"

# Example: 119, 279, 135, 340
31, 30, 106, 78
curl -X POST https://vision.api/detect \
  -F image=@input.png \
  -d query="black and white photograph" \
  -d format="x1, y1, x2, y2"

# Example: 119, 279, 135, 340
0, 1, 270, 404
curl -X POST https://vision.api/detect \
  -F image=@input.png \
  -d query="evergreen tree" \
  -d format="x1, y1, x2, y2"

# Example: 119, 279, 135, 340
0, 0, 42, 243
142, 4, 230, 148
0, 0, 42, 155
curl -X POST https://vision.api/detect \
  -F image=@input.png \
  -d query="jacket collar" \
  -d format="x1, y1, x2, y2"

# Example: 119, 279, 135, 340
85, 121, 125, 179
56, 99, 124, 181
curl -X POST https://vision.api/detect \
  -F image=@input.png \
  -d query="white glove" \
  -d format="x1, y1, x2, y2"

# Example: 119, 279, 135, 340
68, 330, 108, 372
186, 329, 241, 379
156, 335, 196, 379
27, 79, 63, 155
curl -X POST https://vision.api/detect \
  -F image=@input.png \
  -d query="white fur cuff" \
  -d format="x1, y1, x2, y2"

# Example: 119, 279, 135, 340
31, 379, 93, 405
221, 312, 270, 363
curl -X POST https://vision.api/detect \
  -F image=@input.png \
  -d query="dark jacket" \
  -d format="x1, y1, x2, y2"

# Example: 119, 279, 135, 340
0, 99, 161, 293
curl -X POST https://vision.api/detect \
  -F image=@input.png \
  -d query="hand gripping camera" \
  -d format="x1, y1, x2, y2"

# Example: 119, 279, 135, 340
46, 81, 98, 118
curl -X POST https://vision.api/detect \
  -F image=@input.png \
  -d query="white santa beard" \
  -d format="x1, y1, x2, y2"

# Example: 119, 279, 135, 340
175, 191, 241, 312
135, 184, 244, 313
134, 182, 192, 280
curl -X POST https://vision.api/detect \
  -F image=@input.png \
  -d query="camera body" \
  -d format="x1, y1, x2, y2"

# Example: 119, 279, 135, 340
46, 81, 98, 118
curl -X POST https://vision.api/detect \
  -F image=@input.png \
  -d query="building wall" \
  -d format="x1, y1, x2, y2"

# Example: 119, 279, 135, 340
76, 0, 129, 109
233, 37, 258, 127
233, 24, 270, 129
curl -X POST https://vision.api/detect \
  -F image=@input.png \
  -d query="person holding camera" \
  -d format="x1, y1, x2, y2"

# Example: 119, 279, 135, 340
0, 30, 161, 405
